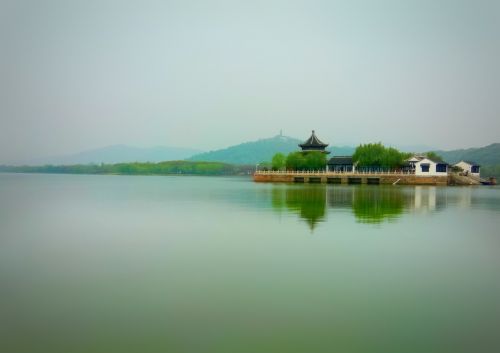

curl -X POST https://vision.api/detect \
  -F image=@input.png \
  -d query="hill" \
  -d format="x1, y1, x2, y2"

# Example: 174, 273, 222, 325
188, 135, 355, 165
435, 143, 500, 166
14, 145, 203, 166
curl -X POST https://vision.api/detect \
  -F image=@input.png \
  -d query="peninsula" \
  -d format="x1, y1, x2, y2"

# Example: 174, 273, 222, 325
254, 131, 496, 186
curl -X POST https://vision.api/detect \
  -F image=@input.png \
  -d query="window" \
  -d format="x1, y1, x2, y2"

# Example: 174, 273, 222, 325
436, 164, 447, 173
420, 164, 430, 173
471, 166, 480, 173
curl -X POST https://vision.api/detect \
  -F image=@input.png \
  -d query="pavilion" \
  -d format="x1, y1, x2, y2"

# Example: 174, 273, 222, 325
299, 130, 330, 154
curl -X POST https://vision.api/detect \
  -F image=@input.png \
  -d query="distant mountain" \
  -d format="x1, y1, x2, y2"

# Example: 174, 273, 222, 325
16, 145, 203, 165
188, 135, 355, 165
10, 137, 497, 169
397, 144, 437, 153
330, 146, 356, 156
187, 135, 500, 167
434, 143, 500, 166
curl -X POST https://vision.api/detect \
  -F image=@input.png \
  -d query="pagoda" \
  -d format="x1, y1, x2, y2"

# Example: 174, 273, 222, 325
299, 130, 330, 154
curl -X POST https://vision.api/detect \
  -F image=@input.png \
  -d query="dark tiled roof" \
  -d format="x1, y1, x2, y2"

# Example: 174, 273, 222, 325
408, 155, 447, 164
464, 160, 480, 166
425, 158, 448, 165
328, 156, 353, 165
406, 156, 424, 162
299, 130, 328, 148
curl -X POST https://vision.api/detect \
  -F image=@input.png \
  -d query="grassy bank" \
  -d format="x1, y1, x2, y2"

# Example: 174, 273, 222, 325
0, 161, 254, 176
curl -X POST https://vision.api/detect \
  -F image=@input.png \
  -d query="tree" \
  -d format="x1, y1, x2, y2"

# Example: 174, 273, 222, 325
285, 151, 326, 171
304, 151, 327, 170
271, 153, 286, 170
286, 152, 306, 171
381, 147, 405, 169
352, 143, 385, 167
426, 151, 444, 162
353, 143, 407, 169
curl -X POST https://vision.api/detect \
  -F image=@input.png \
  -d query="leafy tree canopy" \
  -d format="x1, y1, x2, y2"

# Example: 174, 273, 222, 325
352, 143, 408, 169
285, 151, 327, 171
425, 151, 444, 162
271, 153, 286, 170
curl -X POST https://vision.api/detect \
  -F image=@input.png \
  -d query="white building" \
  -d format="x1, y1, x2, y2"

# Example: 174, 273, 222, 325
407, 156, 448, 176
454, 160, 480, 177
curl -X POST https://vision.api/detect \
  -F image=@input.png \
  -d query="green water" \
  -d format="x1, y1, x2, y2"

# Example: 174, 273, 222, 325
1, 174, 499, 353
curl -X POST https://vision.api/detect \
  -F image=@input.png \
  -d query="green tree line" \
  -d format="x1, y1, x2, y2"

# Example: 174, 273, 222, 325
267, 151, 327, 171
0, 161, 254, 176
352, 143, 411, 169
267, 143, 454, 172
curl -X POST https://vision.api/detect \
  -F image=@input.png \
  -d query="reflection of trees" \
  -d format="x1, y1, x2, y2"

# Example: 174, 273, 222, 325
327, 187, 355, 209
272, 186, 326, 229
271, 188, 287, 210
327, 186, 406, 224
351, 187, 405, 224
270, 184, 452, 228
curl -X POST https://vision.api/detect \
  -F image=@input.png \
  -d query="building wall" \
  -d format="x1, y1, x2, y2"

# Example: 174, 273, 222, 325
253, 172, 449, 185
415, 158, 448, 177
327, 165, 354, 172
455, 161, 471, 172
455, 161, 480, 176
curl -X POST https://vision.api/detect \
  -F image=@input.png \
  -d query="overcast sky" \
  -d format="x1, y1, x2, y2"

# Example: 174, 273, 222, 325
1, 0, 499, 162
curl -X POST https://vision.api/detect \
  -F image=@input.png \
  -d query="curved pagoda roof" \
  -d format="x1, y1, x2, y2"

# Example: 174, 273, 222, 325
299, 130, 329, 148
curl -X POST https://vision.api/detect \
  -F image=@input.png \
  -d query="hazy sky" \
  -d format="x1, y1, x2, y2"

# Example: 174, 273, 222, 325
1, 0, 499, 162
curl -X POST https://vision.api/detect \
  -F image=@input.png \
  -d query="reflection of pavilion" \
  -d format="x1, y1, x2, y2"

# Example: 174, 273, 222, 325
271, 186, 326, 230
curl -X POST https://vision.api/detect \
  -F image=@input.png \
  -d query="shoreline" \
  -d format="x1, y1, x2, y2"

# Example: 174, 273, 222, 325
254, 171, 450, 186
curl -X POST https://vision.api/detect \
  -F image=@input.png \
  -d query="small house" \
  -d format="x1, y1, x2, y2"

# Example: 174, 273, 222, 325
327, 156, 355, 172
402, 155, 425, 173
454, 161, 480, 176
414, 157, 448, 176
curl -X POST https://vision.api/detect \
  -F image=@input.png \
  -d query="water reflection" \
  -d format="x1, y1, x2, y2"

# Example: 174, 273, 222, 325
1, 175, 499, 353
270, 185, 450, 229
271, 186, 326, 229
350, 187, 405, 224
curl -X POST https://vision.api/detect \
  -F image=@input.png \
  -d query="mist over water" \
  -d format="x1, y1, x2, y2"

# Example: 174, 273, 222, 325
1, 174, 500, 353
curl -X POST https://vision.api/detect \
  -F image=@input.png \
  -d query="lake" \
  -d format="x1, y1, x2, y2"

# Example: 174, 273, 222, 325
1, 173, 500, 353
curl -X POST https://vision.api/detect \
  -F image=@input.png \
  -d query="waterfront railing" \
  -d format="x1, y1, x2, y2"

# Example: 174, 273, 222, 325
254, 170, 416, 175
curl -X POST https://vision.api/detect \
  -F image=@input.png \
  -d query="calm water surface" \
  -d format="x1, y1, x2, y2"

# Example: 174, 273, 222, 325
1, 174, 500, 353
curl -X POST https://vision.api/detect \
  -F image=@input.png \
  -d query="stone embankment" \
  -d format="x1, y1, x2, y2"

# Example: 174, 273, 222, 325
448, 173, 484, 186
253, 171, 449, 186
